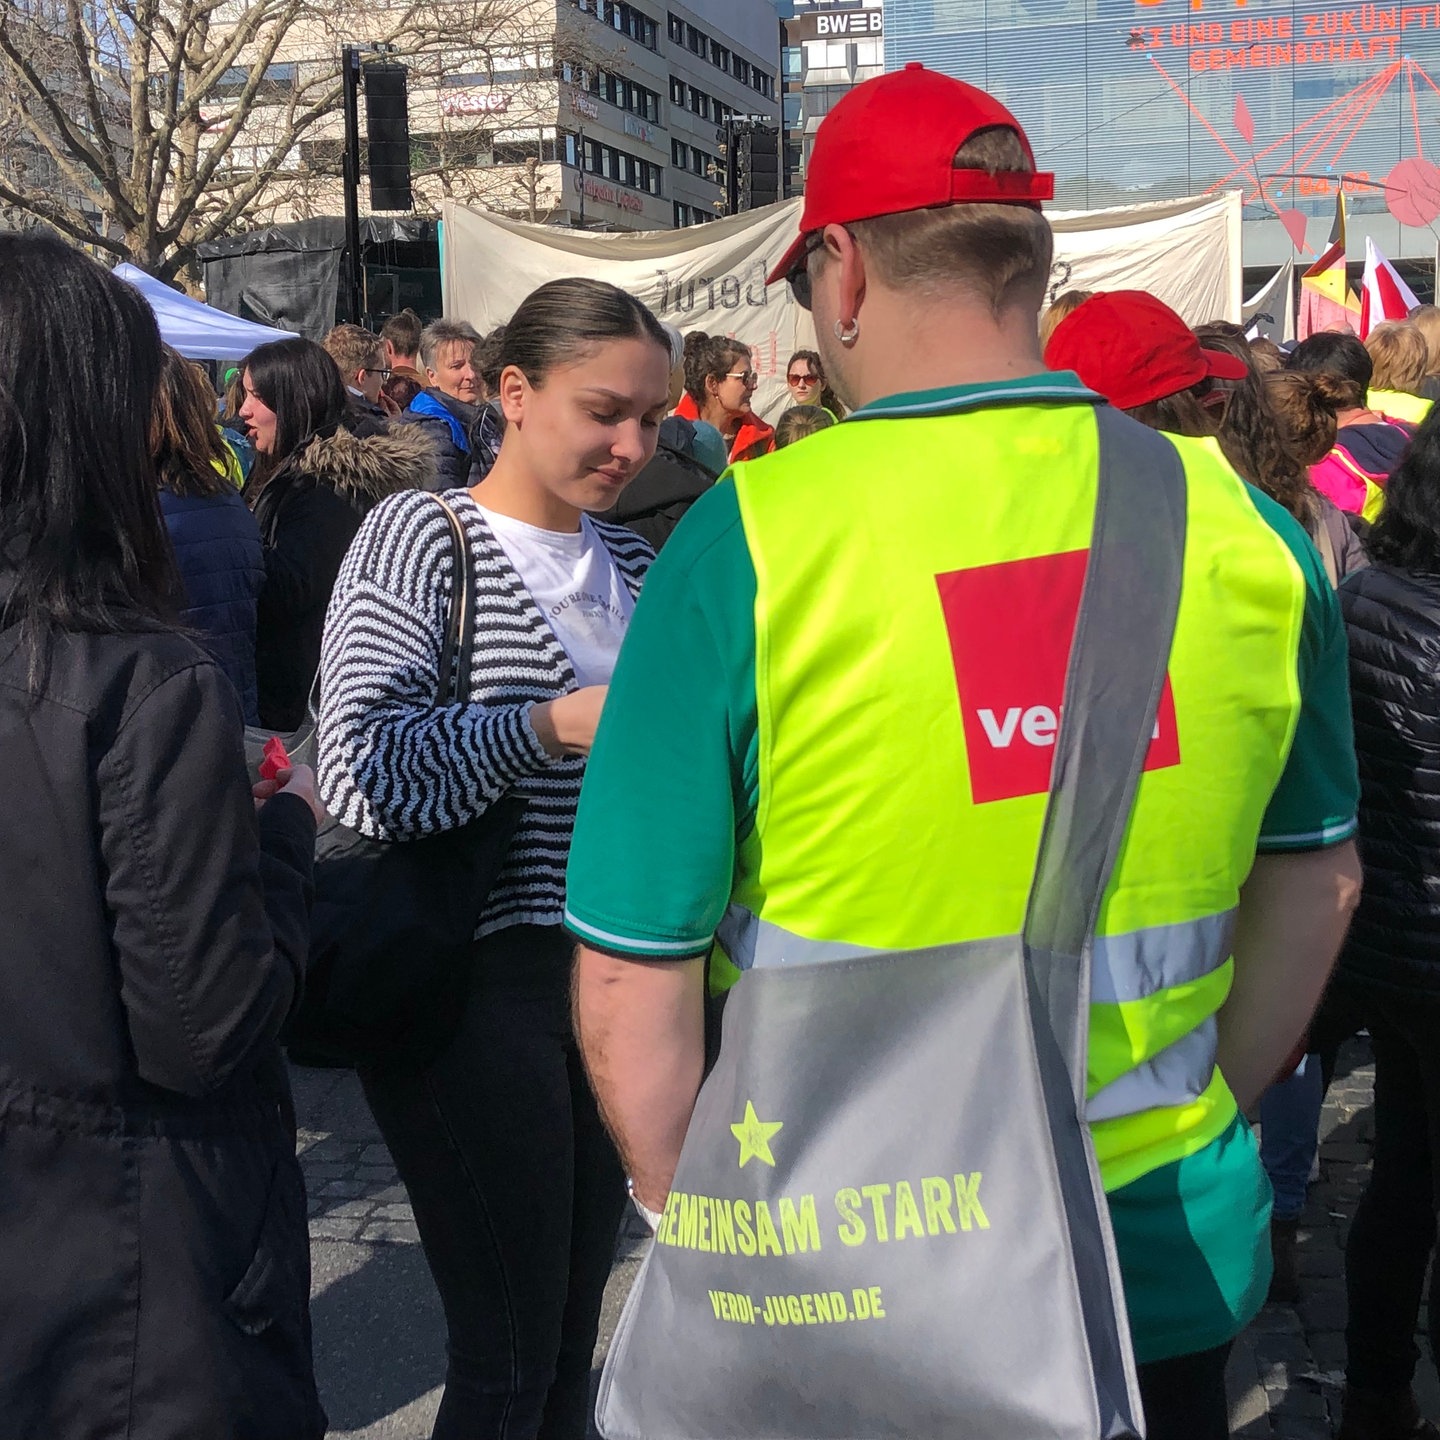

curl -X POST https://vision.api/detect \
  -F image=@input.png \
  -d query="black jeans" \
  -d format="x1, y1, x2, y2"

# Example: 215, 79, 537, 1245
1137, 1342, 1233, 1440
1344, 986, 1440, 1392
361, 925, 627, 1440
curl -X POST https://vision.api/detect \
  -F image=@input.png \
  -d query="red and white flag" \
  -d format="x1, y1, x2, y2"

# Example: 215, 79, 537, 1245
1359, 237, 1420, 338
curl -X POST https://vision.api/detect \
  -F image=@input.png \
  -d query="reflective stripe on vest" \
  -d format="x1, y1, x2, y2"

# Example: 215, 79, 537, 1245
717, 902, 1233, 1003
726, 397, 1309, 1193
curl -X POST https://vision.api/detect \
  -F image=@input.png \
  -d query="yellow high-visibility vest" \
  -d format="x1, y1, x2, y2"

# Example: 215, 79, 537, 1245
714, 397, 1310, 1193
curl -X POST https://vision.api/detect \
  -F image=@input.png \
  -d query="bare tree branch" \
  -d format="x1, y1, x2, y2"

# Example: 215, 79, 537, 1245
0, 0, 604, 275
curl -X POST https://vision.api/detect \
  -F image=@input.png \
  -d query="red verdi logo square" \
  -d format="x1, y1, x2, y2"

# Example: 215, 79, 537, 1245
937, 549, 1180, 804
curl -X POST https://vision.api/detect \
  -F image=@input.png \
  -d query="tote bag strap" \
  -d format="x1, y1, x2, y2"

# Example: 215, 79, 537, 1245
1022, 406, 1188, 1104
429, 494, 479, 705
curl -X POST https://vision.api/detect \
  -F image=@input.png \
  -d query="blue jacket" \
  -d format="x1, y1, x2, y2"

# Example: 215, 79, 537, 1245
159, 487, 265, 724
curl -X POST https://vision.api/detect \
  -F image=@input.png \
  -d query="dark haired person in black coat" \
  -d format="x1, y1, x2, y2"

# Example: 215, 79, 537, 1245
1336, 404, 1440, 1440
239, 337, 437, 730
0, 233, 324, 1440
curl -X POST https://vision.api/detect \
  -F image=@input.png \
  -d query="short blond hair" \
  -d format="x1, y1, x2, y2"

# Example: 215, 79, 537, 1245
323, 323, 383, 385
1408, 305, 1440, 377
813, 127, 1054, 315
1365, 320, 1428, 395
1040, 290, 1093, 349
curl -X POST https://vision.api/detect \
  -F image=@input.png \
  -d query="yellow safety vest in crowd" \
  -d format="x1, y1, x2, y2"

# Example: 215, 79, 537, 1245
716, 394, 1308, 1194
1369, 387, 1431, 427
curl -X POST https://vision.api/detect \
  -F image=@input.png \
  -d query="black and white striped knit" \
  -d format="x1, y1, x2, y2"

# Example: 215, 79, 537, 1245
317, 487, 653, 936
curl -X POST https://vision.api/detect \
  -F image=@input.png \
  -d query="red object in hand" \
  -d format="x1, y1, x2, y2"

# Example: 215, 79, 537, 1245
258, 736, 291, 782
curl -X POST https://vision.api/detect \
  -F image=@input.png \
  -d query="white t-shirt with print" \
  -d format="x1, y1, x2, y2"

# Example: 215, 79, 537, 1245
477, 506, 634, 687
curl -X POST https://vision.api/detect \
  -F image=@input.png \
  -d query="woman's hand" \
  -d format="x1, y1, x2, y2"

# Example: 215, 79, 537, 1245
531, 687, 608, 758
252, 764, 326, 825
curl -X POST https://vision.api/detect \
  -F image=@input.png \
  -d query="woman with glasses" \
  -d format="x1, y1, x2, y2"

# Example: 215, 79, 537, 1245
785, 348, 847, 419
675, 335, 775, 463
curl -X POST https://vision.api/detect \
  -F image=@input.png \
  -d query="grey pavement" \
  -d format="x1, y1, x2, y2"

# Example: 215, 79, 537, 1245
296, 1037, 1431, 1439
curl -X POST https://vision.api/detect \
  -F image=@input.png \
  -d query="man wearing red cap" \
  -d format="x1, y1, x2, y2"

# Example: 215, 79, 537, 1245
1044, 289, 1252, 422
567, 65, 1360, 1439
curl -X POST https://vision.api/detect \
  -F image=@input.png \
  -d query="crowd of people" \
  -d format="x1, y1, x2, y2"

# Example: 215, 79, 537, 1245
4, 57, 1440, 1440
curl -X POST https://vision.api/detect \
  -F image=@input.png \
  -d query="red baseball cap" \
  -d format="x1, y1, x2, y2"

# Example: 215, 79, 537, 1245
766, 64, 1054, 286
1043, 291, 1249, 409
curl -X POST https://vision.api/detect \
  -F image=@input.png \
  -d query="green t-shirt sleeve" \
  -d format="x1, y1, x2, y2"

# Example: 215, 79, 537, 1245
566, 483, 759, 958
1248, 487, 1360, 851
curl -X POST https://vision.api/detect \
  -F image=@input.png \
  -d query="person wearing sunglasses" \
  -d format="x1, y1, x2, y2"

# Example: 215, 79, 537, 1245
568, 62, 1361, 1440
785, 348, 847, 420
673, 335, 775, 463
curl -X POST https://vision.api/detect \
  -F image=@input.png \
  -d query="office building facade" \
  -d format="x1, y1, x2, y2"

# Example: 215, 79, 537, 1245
782, 0, 885, 193
218, 0, 779, 233
884, 0, 1440, 264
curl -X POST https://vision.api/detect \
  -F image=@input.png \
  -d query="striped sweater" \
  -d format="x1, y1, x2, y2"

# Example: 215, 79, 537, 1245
317, 487, 653, 936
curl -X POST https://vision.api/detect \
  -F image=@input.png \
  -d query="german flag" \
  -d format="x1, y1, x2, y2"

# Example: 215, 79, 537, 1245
1298, 193, 1361, 338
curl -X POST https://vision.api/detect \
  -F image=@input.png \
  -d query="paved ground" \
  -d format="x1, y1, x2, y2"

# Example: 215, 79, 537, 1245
296, 1037, 1433, 1439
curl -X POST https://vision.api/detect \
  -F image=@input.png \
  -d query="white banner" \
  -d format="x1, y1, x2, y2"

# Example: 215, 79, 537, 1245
442, 190, 1242, 419
1046, 192, 1244, 329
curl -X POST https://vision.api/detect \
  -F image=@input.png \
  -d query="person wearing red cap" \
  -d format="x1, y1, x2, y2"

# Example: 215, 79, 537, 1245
1044, 290, 1250, 431
566, 64, 1361, 1440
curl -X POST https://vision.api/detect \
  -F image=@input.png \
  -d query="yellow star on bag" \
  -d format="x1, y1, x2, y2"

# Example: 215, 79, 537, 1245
730, 1100, 783, 1169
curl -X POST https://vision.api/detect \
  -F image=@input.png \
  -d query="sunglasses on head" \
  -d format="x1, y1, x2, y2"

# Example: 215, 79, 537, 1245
785, 231, 828, 311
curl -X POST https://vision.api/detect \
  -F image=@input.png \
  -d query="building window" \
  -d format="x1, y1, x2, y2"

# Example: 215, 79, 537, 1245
674, 200, 717, 227
570, 0, 658, 50
783, 46, 802, 80
804, 84, 851, 117
493, 132, 561, 164
670, 75, 685, 104
213, 62, 297, 100
671, 137, 686, 166
568, 130, 664, 196
667, 11, 683, 40
587, 67, 660, 119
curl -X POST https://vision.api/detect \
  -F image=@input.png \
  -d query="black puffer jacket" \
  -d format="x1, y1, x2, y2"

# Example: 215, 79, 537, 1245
1339, 561, 1440, 995
0, 580, 321, 1438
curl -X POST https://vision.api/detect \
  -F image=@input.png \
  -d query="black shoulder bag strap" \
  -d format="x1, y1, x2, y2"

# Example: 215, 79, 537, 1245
430, 495, 478, 705
1023, 406, 1189, 1105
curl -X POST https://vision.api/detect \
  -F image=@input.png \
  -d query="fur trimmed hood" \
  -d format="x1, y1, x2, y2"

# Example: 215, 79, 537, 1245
293, 422, 437, 502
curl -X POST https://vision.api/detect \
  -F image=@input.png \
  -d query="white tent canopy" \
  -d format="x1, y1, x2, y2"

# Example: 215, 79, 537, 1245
114, 263, 299, 361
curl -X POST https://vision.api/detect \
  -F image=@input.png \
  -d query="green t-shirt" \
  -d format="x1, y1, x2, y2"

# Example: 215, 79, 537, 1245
566, 375, 1358, 1360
